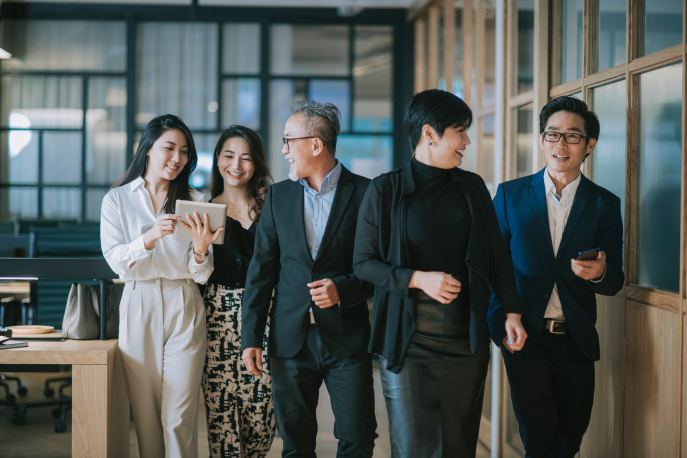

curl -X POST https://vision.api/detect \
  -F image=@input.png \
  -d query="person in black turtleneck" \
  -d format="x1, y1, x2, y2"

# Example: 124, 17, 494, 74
353, 90, 528, 458
202, 126, 276, 458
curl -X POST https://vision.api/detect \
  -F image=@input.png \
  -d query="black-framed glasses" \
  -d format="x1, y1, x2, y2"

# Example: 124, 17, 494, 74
282, 136, 318, 150
541, 131, 589, 144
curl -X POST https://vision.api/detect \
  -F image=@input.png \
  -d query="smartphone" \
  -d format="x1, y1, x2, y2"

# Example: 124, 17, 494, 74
577, 248, 600, 261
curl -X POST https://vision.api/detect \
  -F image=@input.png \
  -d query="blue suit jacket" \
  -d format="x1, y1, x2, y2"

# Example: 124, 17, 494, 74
487, 169, 624, 361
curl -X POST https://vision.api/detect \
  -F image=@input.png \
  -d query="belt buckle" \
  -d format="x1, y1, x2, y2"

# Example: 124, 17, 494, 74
548, 320, 565, 334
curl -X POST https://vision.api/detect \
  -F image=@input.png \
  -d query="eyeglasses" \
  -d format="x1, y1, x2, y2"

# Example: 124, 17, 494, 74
282, 136, 318, 150
541, 131, 589, 144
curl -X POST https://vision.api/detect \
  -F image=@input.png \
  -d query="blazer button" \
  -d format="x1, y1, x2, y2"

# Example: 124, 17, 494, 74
313, 272, 320, 278
543, 293, 550, 300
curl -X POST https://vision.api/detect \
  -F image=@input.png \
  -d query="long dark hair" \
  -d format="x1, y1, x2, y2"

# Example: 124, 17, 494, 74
112, 114, 197, 214
210, 125, 272, 222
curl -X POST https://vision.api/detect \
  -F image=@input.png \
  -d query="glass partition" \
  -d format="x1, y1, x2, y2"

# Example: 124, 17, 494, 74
136, 22, 219, 130
480, 115, 496, 194
86, 77, 127, 185
353, 26, 393, 133
643, 0, 683, 56
271, 25, 349, 76
1, 76, 83, 129
554, 0, 583, 84
516, 0, 534, 94
591, 80, 627, 228
0, 20, 126, 72
636, 63, 682, 292
598, 0, 626, 72
223, 23, 261, 74
516, 103, 533, 178
483, 1, 496, 107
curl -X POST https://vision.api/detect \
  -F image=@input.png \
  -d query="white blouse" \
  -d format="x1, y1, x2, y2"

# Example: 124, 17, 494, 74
101, 176, 214, 283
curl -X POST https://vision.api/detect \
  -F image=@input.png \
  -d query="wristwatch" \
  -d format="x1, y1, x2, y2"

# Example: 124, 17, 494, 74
193, 247, 209, 259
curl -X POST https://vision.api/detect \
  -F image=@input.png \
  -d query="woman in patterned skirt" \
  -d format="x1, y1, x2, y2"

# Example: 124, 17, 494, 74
203, 125, 275, 458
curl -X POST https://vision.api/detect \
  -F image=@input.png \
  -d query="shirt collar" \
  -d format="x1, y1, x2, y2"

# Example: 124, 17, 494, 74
130, 176, 146, 192
544, 167, 582, 199
300, 161, 341, 194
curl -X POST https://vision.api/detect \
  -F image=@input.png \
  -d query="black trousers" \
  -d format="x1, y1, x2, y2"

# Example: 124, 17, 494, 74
502, 328, 595, 458
270, 325, 377, 458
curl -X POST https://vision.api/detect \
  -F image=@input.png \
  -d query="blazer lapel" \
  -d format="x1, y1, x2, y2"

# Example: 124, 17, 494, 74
291, 182, 312, 261
530, 169, 555, 257
313, 166, 355, 262
556, 174, 593, 259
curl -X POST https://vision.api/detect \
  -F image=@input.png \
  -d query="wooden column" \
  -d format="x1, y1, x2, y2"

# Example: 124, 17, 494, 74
415, 15, 427, 93
428, 2, 440, 89
443, 0, 455, 93
532, 0, 550, 172
463, 0, 473, 106
475, 0, 485, 109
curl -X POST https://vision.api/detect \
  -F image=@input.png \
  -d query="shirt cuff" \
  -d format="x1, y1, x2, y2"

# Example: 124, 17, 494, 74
189, 250, 210, 266
590, 265, 607, 284
130, 234, 153, 262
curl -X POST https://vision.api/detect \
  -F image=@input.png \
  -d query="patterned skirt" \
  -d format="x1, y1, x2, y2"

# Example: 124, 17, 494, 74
203, 284, 276, 458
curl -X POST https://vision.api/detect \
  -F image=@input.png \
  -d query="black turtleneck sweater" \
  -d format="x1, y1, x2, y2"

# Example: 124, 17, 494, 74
407, 158, 472, 317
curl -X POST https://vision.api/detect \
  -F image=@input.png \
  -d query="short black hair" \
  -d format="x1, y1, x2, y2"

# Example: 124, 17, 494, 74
539, 96, 600, 140
404, 89, 473, 152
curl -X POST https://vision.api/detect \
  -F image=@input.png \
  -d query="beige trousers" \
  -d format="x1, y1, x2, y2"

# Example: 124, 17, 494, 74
119, 278, 207, 458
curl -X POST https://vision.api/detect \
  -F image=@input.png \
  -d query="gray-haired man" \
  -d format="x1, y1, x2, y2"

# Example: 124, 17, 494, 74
241, 100, 377, 457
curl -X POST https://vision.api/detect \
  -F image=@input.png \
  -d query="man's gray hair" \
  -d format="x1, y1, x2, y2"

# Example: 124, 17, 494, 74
290, 100, 341, 154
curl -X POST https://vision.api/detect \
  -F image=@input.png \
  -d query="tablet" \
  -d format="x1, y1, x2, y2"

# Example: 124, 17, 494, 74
174, 200, 227, 245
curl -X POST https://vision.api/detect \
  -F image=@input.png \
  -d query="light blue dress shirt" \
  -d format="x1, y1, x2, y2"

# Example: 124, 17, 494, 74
300, 161, 342, 260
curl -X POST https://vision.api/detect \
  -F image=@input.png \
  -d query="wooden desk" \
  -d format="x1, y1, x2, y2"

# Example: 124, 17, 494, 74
0, 339, 130, 458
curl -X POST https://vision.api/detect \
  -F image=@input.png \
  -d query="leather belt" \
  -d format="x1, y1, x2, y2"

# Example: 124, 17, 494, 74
543, 318, 568, 334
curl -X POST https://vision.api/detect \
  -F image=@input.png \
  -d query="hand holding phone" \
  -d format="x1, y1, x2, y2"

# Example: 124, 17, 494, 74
572, 248, 606, 281
576, 248, 600, 261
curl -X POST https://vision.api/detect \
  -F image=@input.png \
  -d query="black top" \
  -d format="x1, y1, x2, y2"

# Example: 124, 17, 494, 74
407, 159, 472, 334
207, 215, 256, 289
407, 159, 471, 282
352, 161, 523, 373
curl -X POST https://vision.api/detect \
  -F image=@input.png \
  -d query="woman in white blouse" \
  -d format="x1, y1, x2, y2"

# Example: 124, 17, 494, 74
101, 114, 223, 458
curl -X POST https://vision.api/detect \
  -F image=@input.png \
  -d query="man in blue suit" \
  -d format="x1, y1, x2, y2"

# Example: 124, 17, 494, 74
488, 96, 624, 458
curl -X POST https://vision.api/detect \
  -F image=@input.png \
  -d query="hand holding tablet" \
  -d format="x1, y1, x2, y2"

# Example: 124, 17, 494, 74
174, 200, 227, 245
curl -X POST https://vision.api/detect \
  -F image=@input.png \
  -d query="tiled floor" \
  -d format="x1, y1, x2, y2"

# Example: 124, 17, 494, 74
0, 367, 489, 458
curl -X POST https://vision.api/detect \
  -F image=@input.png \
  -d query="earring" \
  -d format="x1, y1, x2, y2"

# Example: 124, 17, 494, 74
428, 140, 434, 146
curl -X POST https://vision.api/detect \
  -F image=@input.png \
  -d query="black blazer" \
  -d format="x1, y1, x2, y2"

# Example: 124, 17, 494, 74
488, 169, 624, 361
352, 161, 523, 373
241, 165, 374, 359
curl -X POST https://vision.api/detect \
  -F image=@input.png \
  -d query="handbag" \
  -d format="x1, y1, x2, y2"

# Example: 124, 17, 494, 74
62, 282, 123, 340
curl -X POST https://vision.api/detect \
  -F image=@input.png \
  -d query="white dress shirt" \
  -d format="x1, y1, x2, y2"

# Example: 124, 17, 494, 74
543, 168, 582, 319
101, 176, 213, 283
